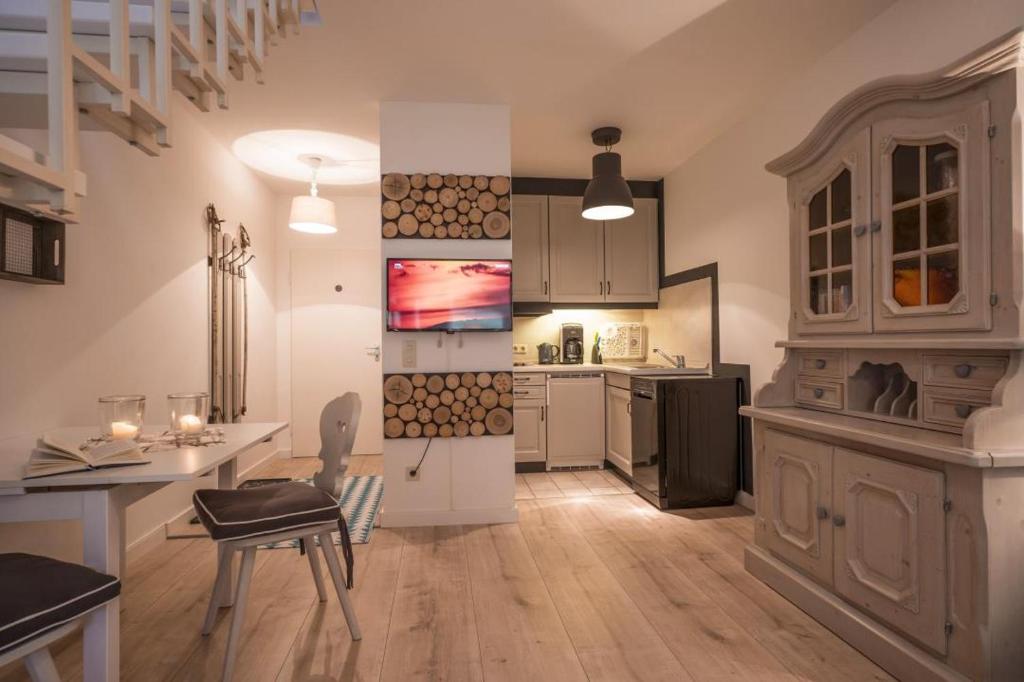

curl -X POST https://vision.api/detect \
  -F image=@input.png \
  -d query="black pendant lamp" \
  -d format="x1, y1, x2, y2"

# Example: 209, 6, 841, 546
582, 127, 634, 221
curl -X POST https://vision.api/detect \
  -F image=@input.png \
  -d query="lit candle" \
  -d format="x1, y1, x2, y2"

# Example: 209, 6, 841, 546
179, 414, 203, 435
110, 421, 139, 440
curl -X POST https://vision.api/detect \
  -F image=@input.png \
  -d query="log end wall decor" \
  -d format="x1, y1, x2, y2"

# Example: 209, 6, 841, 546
381, 173, 511, 240
383, 371, 514, 438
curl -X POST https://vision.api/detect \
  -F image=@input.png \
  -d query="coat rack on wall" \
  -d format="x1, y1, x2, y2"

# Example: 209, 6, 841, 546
206, 203, 253, 424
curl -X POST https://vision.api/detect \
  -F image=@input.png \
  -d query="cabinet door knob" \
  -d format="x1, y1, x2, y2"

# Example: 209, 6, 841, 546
816, 506, 829, 520
813, 387, 825, 399
955, 404, 974, 419
815, 359, 827, 370
832, 514, 846, 527
954, 363, 973, 379
853, 224, 867, 237
869, 220, 882, 233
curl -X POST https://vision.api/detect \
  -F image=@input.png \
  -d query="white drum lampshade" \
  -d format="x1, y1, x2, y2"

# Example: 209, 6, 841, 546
289, 194, 337, 234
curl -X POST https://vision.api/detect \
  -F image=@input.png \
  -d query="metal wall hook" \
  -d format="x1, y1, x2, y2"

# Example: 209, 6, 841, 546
218, 245, 238, 264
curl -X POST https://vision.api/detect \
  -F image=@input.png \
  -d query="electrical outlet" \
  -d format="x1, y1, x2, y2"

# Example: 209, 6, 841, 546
402, 339, 417, 368
512, 344, 527, 354
405, 466, 420, 481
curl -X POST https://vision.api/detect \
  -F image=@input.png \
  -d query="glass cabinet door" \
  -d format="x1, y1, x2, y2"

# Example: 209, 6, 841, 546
794, 127, 872, 335
873, 101, 991, 333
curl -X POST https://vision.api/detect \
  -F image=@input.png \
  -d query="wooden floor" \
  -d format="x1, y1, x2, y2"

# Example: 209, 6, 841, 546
1, 455, 892, 682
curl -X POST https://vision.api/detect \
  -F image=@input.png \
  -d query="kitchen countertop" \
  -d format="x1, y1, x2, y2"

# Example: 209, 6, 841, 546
513, 362, 711, 376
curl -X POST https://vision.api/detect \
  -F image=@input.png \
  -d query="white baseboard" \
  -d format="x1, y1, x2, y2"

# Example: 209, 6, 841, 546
734, 490, 754, 511
380, 506, 518, 528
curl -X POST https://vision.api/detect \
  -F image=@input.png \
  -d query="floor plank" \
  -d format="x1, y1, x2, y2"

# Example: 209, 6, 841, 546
520, 472, 563, 499
513, 474, 535, 501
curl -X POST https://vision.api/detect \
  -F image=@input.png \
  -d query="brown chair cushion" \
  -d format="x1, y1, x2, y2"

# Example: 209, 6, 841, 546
0, 553, 120, 655
192, 482, 340, 541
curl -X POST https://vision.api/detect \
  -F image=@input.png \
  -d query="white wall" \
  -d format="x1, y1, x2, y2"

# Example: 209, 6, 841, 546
379, 102, 515, 527
662, 0, 1024, 392
0, 101, 280, 560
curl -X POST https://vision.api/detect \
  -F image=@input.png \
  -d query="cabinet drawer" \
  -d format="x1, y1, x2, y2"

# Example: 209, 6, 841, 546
795, 380, 844, 410
513, 373, 546, 386
923, 355, 1008, 391
797, 350, 844, 379
513, 386, 545, 400
921, 388, 990, 428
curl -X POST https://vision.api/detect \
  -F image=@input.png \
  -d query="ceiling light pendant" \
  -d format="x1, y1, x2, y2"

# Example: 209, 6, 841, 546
289, 155, 337, 234
582, 127, 634, 221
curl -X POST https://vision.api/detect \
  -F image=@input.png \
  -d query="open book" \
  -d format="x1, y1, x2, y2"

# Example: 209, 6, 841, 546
23, 434, 150, 479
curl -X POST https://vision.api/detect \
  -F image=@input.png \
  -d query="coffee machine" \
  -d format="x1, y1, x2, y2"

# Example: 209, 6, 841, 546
560, 323, 584, 364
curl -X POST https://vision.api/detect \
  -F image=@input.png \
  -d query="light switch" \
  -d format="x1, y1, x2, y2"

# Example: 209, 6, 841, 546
402, 339, 417, 368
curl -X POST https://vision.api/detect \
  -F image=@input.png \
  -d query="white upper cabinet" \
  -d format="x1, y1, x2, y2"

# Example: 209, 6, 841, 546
548, 195, 608, 303
792, 128, 872, 335
604, 198, 659, 303
511, 195, 550, 302
872, 101, 991, 333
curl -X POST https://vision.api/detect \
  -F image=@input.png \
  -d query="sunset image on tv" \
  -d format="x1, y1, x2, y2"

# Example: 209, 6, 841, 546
387, 259, 512, 331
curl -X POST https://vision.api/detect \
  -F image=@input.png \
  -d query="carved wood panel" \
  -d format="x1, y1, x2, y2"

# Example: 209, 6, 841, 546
381, 173, 511, 239
383, 371, 513, 438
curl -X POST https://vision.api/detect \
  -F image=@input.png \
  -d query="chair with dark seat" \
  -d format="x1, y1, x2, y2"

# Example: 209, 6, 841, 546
193, 394, 362, 682
0, 553, 121, 682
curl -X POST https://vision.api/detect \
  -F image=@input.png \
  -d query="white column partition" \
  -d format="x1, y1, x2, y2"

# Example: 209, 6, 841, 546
379, 102, 516, 527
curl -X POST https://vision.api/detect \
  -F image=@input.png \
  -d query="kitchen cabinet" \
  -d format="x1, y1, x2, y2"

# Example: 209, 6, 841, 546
548, 196, 605, 303
605, 385, 632, 475
513, 373, 546, 464
546, 373, 605, 468
511, 194, 549, 302
603, 198, 659, 303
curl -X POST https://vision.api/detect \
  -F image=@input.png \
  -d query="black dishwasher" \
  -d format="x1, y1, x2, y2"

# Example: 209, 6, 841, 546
630, 376, 740, 509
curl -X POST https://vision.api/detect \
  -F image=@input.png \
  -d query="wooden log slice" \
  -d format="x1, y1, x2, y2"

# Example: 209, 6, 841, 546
482, 212, 510, 239
382, 200, 401, 220
439, 187, 459, 208
426, 173, 444, 189
454, 421, 470, 437
477, 372, 493, 388
448, 223, 463, 238
458, 175, 473, 189
433, 225, 447, 239
383, 403, 398, 418
405, 422, 422, 438
499, 392, 514, 408
479, 388, 499, 409
443, 373, 460, 390
414, 204, 433, 222
466, 187, 479, 201
411, 373, 427, 387
489, 175, 510, 196
426, 375, 445, 393
470, 384, 482, 397
457, 199, 471, 214
466, 396, 478, 408
433, 405, 452, 424
485, 407, 513, 435
470, 422, 486, 437
473, 175, 489, 191
381, 173, 411, 200
451, 400, 466, 415
423, 423, 438, 438
459, 372, 475, 388
382, 222, 399, 238
415, 402, 423, 409
384, 375, 414, 403
423, 189, 438, 204
425, 393, 440, 409
469, 224, 483, 239
417, 408, 433, 424
432, 202, 443, 213
419, 223, 434, 238
461, 412, 472, 421
440, 389, 455, 406
439, 423, 454, 438
461, 232, 470, 239
458, 189, 466, 199
410, 173, 427, 189
430, 213, 444, 226
384, 418, 405, 438
398, 403, 417, 422
443, 174, 458, 187
454, 386, 469, 401
477, 191, 498, 212
412, 387, 428, 402
457, 214, 469, 225
398, 214, 419, 236
400, 198, 416, 213
409, 188, 424, 202
442, 208, 458, 222
492, 372, 513, 393
497, 196, 510, 212
468, 207, 484, 224
470, 405, 487, 421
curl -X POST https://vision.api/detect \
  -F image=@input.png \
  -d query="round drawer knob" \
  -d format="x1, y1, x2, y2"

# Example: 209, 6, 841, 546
815, 359, 827, 370
954, 364, 973, 379
832, 514, 846, 528
813, 388, 825, 399
955, 404, 974, 419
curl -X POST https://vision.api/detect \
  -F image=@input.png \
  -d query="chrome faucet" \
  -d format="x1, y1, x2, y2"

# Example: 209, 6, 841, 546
653, 348, 686, 368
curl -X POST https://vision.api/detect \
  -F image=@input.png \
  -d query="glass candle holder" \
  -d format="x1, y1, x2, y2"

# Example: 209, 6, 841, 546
98, 395, 146, 440
168, 392, 210, 436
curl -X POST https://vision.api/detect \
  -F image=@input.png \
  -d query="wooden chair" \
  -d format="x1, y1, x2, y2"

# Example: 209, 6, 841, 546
193, 394, 363, 682
0, 553, 121, 682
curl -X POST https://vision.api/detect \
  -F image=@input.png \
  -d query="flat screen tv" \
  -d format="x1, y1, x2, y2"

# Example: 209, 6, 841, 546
386, 258, 512, 332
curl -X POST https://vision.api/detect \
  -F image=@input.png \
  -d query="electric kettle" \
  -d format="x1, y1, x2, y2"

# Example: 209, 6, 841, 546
537, 343, 560, 365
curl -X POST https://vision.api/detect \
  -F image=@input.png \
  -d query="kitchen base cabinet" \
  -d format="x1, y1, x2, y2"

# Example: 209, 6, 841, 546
546, 374, 605, 469
605, 384, 632, 476
513, 399, 545, 465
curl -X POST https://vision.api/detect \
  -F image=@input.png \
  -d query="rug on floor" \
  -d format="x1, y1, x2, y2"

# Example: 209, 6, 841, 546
260, 474, 383, 549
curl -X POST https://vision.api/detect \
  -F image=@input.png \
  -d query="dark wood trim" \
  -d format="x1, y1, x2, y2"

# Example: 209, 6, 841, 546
512, 176, 660, 199
656, 179, 665, 283
515, 462, 547, 473
716, 362, 753, 495
513, 300, 658, 317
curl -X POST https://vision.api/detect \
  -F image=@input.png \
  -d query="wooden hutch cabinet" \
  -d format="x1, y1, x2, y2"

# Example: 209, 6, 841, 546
742, 30, 1024, 682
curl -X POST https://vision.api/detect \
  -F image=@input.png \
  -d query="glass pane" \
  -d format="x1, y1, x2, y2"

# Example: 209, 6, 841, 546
893, 257, 922, 307
832, 226, 852, 267
926, 193, 958, 247
831, 270, 853, 314
926, 143, 958, 194
809, 232, 828, 271
892, 144, 920, 204
810, 274, 828, 315
928, 251, 959, 305
831, 169, 852, 223
808, 188, 827, 230
892, 205, 920, 254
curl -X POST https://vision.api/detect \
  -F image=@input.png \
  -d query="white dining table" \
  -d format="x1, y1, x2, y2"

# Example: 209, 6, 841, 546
0, 422, 288, 682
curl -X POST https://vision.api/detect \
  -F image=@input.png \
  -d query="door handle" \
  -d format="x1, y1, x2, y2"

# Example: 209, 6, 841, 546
815, 359, 827, 370
832, 514, 846, 527
816, 505, 829, 520
606, 280, 611, 295
540, 406, 545, 421
543, 280, 548, 295
954, 363, 973, 379
627, 401, 632, 415
365, 346, 381, 361
813, 388, 825, 399
599, 281, 604, 295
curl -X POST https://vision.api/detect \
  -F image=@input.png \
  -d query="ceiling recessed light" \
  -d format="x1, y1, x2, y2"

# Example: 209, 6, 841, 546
231, 129, 379, 186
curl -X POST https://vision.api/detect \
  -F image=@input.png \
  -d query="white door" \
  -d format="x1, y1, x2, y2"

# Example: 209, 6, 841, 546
511, 195, 550, 302
605, 385, 632, 474
546, 375, 605, 468
604, 197, 659, 303
548, 196, 605, 303
291, 248, 382, 456
513, 399, 546, 463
